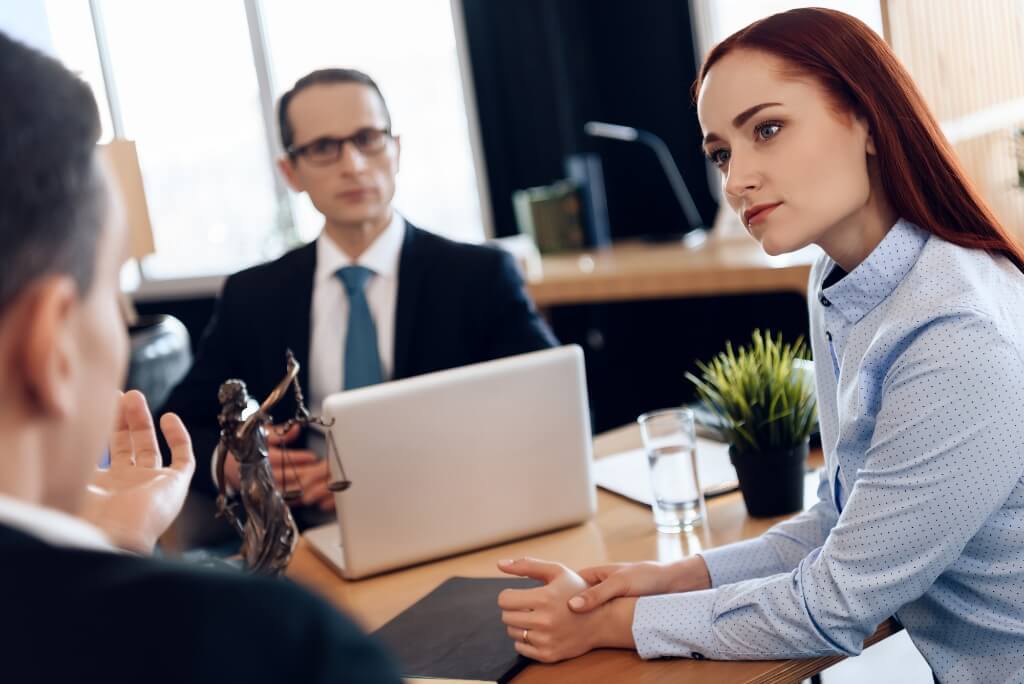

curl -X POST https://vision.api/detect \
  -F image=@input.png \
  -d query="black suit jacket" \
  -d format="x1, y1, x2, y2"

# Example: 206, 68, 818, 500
0, 523, 400, 683
162, 222, 557, 496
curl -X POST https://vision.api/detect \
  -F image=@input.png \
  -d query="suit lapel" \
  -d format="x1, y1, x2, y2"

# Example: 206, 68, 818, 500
282, 241, 317, 398
393, 222, 429, 379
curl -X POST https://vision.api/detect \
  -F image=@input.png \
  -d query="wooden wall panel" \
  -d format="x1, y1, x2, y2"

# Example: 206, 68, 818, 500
883, 0, 1024, 237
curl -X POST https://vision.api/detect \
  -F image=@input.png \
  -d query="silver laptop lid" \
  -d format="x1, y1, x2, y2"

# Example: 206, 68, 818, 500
317, 345, 595, 579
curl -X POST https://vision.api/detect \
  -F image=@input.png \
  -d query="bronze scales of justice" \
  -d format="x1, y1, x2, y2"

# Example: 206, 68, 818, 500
214, 350, 350, 575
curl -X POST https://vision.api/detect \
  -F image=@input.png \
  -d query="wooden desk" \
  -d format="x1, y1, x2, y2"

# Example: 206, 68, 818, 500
287, 426, 897, 683
524, 237, 820, 308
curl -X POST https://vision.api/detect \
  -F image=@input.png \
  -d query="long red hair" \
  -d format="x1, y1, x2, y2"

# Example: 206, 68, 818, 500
694, 8, 1024, 273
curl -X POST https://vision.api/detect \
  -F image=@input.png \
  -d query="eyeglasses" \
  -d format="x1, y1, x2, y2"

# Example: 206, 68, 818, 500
287, 127, 392, 166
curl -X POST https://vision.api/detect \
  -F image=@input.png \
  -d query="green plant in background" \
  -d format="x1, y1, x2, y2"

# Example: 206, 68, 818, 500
1016, 128, 1024, 188
686, 330, 817, 457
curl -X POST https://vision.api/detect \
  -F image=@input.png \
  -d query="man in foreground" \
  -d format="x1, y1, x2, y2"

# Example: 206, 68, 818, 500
0, 31, 399, 683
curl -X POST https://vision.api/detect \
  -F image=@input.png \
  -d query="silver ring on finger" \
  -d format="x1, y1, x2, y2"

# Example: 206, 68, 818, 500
522, 628, 530, 645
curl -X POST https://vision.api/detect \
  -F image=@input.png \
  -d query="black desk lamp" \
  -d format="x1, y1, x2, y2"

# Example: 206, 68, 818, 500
584, 121, 708, 245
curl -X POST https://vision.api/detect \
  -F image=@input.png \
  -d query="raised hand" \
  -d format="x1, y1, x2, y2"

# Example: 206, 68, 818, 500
80, 390, 195, 554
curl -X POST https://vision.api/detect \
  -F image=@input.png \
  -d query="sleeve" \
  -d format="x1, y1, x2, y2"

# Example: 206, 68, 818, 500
480, 250, 559, 357
282, 583, 404, 684
631, 314, 1024, 660
700, 468, 839, 586
158, 276, 244, 496
72, 557, 403, 684
220, 575, 402, 684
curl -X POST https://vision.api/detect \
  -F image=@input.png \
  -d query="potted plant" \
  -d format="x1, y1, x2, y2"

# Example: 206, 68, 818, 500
686, 330, 817, 517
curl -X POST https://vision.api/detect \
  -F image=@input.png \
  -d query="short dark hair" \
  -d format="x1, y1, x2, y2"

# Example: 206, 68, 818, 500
0, 32, 105, 314
277, 68, 391, 155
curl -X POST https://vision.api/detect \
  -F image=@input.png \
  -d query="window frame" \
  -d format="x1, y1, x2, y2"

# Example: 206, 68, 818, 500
75, 0, 492, 302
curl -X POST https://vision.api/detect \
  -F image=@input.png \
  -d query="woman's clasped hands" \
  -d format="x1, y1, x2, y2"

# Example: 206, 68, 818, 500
496, 556, 711, 663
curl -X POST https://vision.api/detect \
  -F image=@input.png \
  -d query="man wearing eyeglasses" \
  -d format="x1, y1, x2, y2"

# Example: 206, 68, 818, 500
163, 69, 557, 529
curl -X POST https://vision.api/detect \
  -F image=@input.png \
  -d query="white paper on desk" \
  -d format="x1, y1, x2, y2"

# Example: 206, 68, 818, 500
594, 438, 738, 506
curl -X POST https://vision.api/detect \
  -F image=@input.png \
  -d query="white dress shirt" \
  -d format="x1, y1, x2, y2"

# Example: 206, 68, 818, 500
0, 493, 115, 552
308, 211, 404, 414
212, 212, 405, 484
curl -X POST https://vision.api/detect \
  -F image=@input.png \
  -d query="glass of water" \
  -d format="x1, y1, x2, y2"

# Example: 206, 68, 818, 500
638, 408, 705, 533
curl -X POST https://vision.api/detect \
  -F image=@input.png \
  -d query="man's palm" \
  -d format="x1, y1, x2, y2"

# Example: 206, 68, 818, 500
80, 391, 195, 553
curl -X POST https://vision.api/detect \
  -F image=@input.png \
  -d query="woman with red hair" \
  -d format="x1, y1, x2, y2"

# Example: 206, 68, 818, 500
495, 9, 1024, 682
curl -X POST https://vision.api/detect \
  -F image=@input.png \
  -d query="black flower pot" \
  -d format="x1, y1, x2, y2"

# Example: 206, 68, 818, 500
728, 440, 808, 517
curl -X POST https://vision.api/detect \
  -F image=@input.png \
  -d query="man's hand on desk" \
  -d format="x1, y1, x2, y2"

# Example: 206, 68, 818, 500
496, 558, 637, 663
566, 556, 712, 613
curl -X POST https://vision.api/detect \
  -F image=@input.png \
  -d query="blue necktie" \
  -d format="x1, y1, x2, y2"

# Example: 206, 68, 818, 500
337, 265, 383, 389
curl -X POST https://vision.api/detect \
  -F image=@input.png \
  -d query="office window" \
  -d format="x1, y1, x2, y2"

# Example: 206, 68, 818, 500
43, 1, 114, 142
95, 1, 284, 278
261, 0, 485, 244
42, 0, 486, 283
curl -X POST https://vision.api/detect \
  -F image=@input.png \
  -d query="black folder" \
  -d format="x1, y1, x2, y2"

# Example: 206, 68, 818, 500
374, 576, 542, 683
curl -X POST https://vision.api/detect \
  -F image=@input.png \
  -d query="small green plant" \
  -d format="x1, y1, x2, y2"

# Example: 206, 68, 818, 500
686, 330, 816, 457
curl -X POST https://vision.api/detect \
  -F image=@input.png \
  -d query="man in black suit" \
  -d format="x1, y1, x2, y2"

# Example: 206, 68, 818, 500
0, 32, 399, 683
162, 68, 557, 523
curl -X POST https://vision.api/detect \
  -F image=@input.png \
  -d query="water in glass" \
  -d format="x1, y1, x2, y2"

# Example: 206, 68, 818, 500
646, 442, 703, 532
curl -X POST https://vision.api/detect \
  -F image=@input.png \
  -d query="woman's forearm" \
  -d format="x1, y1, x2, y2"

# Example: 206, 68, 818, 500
668, 555, 713, 593
594, 597, 638, 650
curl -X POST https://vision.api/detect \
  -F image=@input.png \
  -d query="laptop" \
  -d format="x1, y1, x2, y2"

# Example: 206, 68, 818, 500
304, 345, 596, 579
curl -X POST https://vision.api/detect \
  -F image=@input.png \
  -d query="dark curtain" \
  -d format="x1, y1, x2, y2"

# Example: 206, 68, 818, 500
461, 0, 718, 240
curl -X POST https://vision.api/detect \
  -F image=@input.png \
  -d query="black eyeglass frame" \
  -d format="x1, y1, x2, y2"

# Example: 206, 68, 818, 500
286, 127, 393, 165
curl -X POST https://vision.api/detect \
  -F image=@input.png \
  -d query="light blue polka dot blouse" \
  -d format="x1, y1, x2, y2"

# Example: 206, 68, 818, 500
631, 219, 1024, 684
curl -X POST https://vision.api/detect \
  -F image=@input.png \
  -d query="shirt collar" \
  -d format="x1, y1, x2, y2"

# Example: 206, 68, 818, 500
0, 493, 116, 552
315, 211, 405, 285
820, 218, 930, 324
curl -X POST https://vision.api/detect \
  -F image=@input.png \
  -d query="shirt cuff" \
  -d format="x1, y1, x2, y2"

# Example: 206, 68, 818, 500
632, 589, 719, 660
701, 537, 786, 587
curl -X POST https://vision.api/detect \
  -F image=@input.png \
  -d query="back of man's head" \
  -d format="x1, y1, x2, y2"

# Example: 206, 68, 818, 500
0, 33, 121, 513
0, 31, 105, 315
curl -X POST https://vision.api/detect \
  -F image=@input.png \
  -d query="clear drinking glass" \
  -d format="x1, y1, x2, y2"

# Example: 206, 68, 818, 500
638, 408, 706, 533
